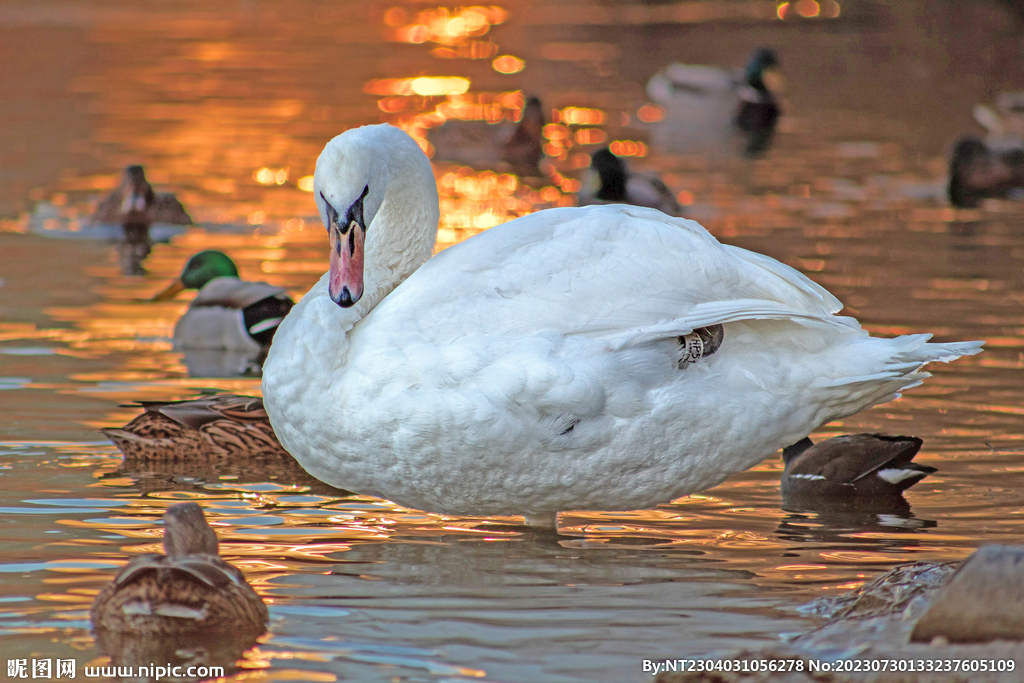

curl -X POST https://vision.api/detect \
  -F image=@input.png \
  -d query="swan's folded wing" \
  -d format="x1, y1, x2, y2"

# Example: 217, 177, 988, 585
372, 205, 852, 346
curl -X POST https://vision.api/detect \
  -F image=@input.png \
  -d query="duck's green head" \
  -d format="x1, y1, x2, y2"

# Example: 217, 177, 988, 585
744, 48, 780, 91
152, 250, 239, 300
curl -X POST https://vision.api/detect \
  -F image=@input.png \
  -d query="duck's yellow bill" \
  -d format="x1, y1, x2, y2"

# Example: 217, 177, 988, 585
152, 278, 186, 301
762, 67, 785, 93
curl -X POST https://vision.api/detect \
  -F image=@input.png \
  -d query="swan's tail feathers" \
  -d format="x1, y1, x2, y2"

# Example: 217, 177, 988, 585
825, 335, 983, 418
899, 338, 985, 364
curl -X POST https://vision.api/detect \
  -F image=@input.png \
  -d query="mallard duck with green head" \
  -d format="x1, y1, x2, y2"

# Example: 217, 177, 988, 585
647, 47, 781, 157
90, 502, 268, 635
154, 250, 294, 354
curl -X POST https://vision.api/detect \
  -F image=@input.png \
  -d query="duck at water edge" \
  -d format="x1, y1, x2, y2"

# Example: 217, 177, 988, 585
781, 434, 935, 500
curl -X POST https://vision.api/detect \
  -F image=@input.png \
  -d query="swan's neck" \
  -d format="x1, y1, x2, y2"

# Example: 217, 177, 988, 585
263, 123, 440, 438
265, 138, 439, 381
358, 187, 438, 315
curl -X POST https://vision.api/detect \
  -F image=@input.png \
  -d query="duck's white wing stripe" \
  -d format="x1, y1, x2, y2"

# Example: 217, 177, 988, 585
876, 468, 927, 484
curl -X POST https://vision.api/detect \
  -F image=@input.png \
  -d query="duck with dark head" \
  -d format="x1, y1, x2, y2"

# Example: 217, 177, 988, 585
647, 47, 782, 157
948, 136, 1024, 208
735, 48, 781, 156
152, 250, 294, 375
577, 148, 682, 216
781, 433, 935, 502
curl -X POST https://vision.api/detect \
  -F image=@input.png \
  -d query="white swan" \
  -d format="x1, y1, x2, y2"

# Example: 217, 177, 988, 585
262, 124, 982, 526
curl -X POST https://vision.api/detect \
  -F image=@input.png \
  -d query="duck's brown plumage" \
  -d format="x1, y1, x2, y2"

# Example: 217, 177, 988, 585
781, 434, 935, 498
91, 502, 268, 635
92, 165, 193, 226
102, 394, 286, 461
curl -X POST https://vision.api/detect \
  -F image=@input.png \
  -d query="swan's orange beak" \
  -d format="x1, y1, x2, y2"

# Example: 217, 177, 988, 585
329, 220, 364, 307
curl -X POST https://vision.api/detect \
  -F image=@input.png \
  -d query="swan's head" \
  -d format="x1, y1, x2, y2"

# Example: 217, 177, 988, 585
313, 124, 438, 308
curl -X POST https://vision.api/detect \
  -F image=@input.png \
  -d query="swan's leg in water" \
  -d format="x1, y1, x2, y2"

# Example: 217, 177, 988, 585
524, 512, 559, 529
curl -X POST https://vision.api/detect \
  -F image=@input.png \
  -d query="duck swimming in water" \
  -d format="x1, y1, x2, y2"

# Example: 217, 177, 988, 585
102, 394, 286, 461
781, 434, 935, 499
427, 96, 546, 177
92, 166, 192, 275
259, 124, 981, 528
577, 147, 682, 216
92, 165, 192, 226
646, 48, 781, 157
90, 502, 267, 635
153, 250, 294, 357
947, 137, 1024, 208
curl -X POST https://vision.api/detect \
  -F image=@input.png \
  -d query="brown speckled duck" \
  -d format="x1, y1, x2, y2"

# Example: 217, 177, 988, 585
91, 166, 192, 275
102, 394, 286, 461
90, 502, 268, 636
92, 165, 192, 227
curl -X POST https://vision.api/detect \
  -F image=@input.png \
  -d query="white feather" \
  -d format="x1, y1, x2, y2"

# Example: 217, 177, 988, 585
876, 468, 927, 484
152, 604, 209, 620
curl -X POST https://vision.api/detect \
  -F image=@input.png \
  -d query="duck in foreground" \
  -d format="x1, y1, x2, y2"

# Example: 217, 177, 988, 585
262, 124, 982, 528
102, 394, 286, 461
153, 250, 294, 357
91, 502, 268, 635
781, 434, 935, 499
577, 148, 682, 216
